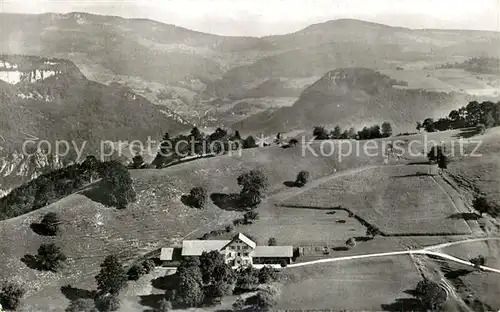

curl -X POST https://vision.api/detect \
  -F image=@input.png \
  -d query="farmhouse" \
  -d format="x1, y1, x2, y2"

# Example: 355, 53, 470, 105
160, 233, 293, 267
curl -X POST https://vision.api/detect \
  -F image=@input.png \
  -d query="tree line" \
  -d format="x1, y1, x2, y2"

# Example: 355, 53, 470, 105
0, 156, 136, 220
149, 127, 257, 169
313, 122, 393, 140
416, 101, 500, 133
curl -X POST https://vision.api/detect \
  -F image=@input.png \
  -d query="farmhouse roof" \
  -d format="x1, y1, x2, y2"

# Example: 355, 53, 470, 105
160, 248, 174, 261
253, 246, 293, 258
181, 240, 230, 256
224, 233, 257, 249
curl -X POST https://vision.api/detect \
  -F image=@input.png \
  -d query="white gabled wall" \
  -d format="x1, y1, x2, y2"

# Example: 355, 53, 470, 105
222, 239, 255, 267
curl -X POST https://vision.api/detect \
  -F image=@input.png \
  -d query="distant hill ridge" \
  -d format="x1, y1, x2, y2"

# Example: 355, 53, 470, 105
233, 68, 473, 134
1, 12, 498, 127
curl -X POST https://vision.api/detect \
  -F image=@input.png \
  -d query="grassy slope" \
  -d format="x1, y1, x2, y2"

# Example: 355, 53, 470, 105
282, 165, 471, 235
2, 128, 499, 311
0, 143, 385, 311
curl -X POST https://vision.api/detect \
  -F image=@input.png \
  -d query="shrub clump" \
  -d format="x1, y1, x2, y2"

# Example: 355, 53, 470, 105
127, 259, 156, 280
185, 187, 208, 209
0, 282, 26, 311
294, 171, 310, 187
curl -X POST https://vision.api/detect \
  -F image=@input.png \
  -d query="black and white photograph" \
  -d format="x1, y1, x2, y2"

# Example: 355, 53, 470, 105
0, 0, 499, 311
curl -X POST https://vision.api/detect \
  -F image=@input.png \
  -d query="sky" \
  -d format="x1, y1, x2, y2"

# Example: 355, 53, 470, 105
1, 0, 499, 36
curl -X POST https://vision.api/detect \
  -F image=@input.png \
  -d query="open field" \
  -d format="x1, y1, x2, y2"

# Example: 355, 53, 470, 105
278, 255, 422, 311
235, 208, 366, 246
281, 165, 472, 235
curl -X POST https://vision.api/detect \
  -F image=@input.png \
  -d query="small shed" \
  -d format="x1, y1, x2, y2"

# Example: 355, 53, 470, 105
160, 248, 174, 261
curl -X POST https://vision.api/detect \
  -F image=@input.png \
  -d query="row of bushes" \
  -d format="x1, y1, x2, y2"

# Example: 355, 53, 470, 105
151, 127, 258, 169
313, 122, 393, 141
417, 100, 500, 133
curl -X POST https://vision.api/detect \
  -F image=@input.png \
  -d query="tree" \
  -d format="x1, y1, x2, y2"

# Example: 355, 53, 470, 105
369, 125, 382, 139
422, 118, 435, 132
253, 286, 279, 312
225, 224, 234, 233
209, 128, 227, 142
258, 266, 279, 284
238, 170, 269, 207
233, 131, 242, 141
199, 251, 229, 285
33, 177, 56, 209
472, 196, 499, 217
188, 187, 208, 209
235, 267, 259, 291
80, 155, 99, 183
414, 279, 447, 311
279, 259, 288, 267
465, 101, 484, 126
313, 126, 329, 140
243, 136, 257, 149
95, 255, 128, 295
130, 155, 145, 169
381, 122, 392, 138
331, 125, 342, 139
244, 211, 259, 224
36, 243, 67, 272
340, 130, 349, 140
438, 154, 449, 171
294, 171, 310, 187
448, 110, 460, 121
190, 127, 202, 140
65, 299, 98, 312
94, 293, 120, 312
416, 121, 423, 132
470, 255, 486, 270
204, 264, 235, 300
172, 257, 204, 308
99, 161, 136, 209
172, 267, 204, 308
238, 170, 269, 195
473, 196, 489, 216
347, 127, 356, 139
366, 226, 381, 238
40, 212, 60, 236
267, 237, 277, 246
159, 132, 172, 156
357, 126, 371, 140
0, 282, 25, 311
346, 238, 356, 249
127, 264, 147, 281
427, 145, 444, 163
